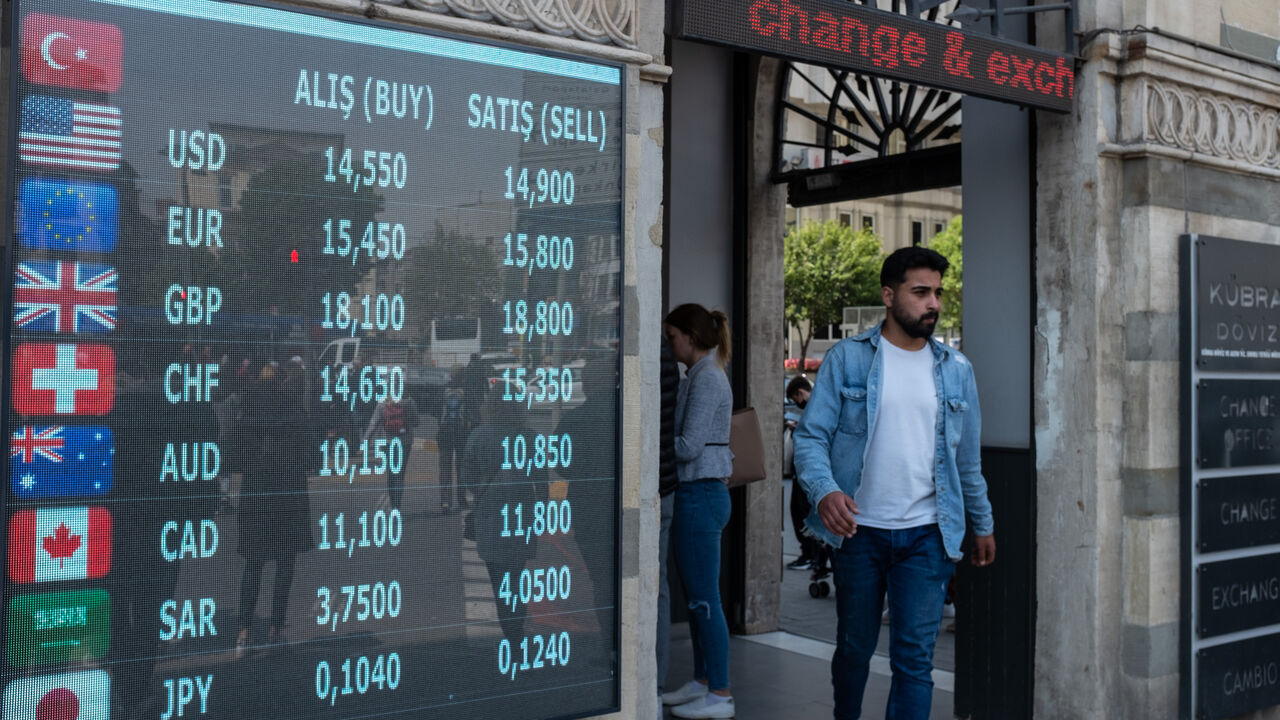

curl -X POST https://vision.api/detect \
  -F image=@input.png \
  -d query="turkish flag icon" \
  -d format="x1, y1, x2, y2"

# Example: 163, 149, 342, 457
8, 506, 112, 583
20, 13, 122, 92
13, 343, 115, 416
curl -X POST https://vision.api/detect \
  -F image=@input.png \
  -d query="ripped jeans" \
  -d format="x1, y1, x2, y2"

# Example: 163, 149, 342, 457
672, 478, 732, 692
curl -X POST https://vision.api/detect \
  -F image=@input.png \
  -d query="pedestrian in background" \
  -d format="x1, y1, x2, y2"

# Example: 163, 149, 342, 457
437, 366, 468, 514
660, 303, 736, 720
365, 394, 420, 511
235, 363, 314, 656
784, 375, 822, 572
794, 247, 996, 720
656, 334, 680, 718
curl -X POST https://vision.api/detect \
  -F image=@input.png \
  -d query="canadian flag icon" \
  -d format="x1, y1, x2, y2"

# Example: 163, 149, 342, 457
7, 506, 111, 583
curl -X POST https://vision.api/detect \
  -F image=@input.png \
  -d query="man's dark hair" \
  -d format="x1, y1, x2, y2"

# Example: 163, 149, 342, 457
786, 375, 812, 401
880, 246, 949, 289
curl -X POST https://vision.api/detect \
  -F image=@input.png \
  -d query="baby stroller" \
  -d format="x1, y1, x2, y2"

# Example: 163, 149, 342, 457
807, 543, 834, 598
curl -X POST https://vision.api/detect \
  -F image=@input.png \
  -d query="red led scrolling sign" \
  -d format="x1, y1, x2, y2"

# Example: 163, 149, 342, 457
675, 0, 1075, 113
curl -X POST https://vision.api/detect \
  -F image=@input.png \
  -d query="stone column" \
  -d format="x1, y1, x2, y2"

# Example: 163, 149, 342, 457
1035, 24, 1280, 720
617, 0, 671, 716
741, 57, 788, 633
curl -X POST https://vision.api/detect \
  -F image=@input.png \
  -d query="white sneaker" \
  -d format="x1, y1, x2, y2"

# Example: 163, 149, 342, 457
942, 602, 956, 618
662, 680, 708, 706
672, 696, 735, 719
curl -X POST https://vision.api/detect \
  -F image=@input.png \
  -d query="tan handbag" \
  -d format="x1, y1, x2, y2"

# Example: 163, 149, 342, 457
727, 407, 767, 488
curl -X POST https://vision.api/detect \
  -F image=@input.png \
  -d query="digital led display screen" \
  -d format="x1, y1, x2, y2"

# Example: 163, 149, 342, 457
2, 1, 624, 718
674, 0, 1076, 112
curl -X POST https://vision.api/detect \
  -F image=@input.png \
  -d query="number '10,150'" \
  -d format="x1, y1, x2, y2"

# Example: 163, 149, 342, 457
320, 437, 404, 480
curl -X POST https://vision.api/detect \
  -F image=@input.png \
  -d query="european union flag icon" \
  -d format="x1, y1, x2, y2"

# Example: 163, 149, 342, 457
16, 178, 118, 253
10, 426, 113, 499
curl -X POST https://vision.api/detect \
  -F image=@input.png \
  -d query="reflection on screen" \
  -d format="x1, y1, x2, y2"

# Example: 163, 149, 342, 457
3, 1, 623, 718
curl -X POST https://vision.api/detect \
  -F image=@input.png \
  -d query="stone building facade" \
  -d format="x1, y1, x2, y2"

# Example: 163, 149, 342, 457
1036, 3, 1280, 718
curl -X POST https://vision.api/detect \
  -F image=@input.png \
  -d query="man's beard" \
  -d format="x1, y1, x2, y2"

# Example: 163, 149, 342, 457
892, 304, 938, 339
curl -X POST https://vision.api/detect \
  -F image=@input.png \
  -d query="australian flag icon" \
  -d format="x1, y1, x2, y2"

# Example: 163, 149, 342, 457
10, 425, 113, 499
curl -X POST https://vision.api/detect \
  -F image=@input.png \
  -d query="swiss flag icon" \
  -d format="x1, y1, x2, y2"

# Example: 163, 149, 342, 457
8, 506, 112, 583
13, 343, 114, 416
20, 13, 122, 92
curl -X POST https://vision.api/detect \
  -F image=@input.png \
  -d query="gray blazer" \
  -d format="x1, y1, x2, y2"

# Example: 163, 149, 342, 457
674, 353, 734, 483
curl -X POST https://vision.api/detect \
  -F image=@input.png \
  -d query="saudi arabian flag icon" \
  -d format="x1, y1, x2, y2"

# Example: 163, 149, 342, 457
2, 669, 109, 720
6, 590, 110, 667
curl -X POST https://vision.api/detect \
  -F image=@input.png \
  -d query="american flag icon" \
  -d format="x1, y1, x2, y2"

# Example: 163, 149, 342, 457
19, 96, 121, 171
14, 260, 117, 333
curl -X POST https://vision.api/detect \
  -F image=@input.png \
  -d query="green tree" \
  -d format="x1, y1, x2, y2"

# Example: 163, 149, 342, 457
236, 155, 384, 316
783, 219, 883, 361
927, 216, 963, 334
400, 222, 498, 338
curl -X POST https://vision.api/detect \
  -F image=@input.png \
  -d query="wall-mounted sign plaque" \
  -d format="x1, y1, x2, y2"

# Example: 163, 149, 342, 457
1196, 236, 1280, 372
1197, 380, 1280, 469
1198, 632, 1280, 719
1200, 475, 1280, 552
1197, 553, 1280, 638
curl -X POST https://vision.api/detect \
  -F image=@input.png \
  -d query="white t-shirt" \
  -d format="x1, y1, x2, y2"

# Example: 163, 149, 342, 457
854, 339, 938, 529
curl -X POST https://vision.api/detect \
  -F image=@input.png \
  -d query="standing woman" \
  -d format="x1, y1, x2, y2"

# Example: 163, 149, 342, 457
661, 303, 736, 720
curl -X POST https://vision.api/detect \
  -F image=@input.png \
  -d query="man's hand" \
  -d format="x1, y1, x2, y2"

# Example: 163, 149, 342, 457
818, 491, 859, 538
970, 534, 996, 567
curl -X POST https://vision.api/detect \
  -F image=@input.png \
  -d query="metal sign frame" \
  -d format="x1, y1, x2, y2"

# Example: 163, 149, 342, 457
1182, 234, 1280, 720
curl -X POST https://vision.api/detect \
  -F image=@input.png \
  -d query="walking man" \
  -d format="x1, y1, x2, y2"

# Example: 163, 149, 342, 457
793, 246, 996, 720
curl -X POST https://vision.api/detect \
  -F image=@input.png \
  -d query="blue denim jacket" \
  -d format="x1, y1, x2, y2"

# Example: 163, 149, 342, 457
793, 324, 994, 560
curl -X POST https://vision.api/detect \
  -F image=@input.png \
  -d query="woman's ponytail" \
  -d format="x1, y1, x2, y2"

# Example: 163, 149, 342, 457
710, 310, 731, 368
664, 304, 732, 369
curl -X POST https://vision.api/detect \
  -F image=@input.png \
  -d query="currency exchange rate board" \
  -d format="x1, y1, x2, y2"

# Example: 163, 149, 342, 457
1, 0, 624, 717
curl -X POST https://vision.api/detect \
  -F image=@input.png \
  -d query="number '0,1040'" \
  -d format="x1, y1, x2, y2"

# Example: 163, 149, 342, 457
315, 653, 400, 706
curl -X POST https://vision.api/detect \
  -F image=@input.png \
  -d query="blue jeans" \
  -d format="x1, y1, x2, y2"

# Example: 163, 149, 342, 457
656, 492, 675, 694
831, 524, 955, 720
673, 479, 732, 692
